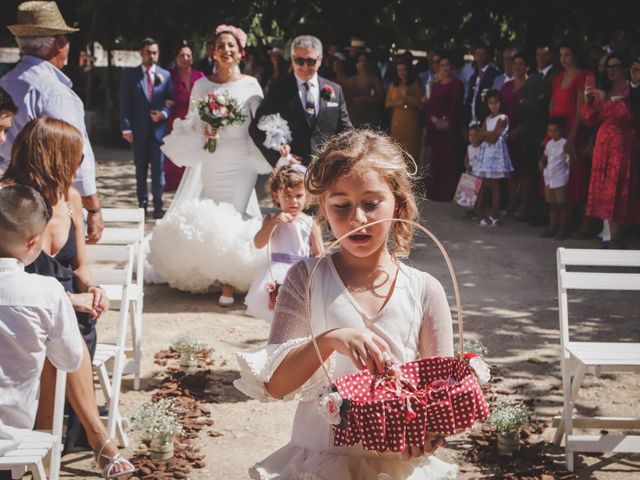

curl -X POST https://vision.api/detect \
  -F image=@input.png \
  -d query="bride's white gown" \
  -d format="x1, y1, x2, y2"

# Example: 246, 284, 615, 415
148, 75, 271, 293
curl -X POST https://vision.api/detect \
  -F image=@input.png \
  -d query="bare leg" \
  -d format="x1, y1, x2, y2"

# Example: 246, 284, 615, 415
37, 343, 131, 477
222, 284, 234, 297
557, 203, 568, 234
549, 204, 558, 231
507, 174, 519, 214
490, 179, 501, 220
609, 221, 626, 248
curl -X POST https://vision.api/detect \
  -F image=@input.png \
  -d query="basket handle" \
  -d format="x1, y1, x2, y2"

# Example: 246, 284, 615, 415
305, 218, 464, 383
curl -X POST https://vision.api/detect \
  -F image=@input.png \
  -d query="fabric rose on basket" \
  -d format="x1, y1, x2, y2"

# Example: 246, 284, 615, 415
463, 352, 491, 385
197, 92, 246, 153
317, 385, 351, 427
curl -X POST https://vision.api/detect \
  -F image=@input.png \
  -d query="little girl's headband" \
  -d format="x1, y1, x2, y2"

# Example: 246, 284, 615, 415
215, 24, 247, 49
290, 163, 308, 176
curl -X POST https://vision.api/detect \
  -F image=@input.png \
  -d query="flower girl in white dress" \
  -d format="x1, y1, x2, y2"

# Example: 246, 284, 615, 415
235, 130, 458, 479
245, 165, 323, 323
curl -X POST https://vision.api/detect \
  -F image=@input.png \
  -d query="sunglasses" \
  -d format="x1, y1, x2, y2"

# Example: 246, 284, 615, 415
293, 56, 319, 67
606, 63, 624, 70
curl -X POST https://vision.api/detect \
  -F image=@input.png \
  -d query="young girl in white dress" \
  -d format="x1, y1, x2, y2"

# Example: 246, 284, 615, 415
472, 89, 513, 226
235, 130, 458, 479
245, 165, 323, 323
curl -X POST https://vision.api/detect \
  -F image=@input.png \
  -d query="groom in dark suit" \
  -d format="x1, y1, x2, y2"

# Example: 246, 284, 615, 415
250, 35, 352, 167
119, 37, 173, 218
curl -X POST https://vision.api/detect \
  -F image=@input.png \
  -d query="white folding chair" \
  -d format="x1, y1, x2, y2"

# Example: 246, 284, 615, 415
89, 208, 145, 390
554, 247, 640, 471
87, 244, 135, 448
0, 369, 67, 480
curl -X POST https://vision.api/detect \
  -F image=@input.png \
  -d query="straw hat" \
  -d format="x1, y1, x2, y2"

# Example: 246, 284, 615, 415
7, 1, 79, 37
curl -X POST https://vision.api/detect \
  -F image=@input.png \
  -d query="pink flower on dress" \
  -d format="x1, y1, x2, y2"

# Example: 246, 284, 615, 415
319, 392, 343, 425
219, 106, 229, 117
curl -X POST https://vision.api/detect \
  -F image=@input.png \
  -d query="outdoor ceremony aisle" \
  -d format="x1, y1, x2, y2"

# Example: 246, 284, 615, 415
61, 147, 640, 479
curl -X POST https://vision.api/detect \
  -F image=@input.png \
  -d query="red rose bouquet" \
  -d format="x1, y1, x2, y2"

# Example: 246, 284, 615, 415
197, 92, 246, 153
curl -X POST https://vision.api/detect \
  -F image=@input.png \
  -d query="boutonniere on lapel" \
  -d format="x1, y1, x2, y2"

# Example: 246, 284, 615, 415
320, 85, 335, 101
154, 73, 164, 87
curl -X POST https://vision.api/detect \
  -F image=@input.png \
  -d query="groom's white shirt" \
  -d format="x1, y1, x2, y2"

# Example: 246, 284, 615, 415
295, 73, 320, 114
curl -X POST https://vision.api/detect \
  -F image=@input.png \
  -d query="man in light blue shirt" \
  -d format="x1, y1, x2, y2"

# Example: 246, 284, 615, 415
0, 1, 104, 242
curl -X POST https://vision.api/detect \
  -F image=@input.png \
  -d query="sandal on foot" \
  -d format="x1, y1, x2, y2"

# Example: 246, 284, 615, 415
95, 438, 135, 479
479, 216, 499, 227
218, 294, 234, 307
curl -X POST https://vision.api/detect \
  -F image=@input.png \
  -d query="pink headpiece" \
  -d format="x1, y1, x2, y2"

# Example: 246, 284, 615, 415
215, 24, 247, 49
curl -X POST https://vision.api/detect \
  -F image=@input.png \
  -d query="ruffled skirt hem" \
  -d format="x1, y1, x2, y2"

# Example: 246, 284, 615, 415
249, 444, 458, 480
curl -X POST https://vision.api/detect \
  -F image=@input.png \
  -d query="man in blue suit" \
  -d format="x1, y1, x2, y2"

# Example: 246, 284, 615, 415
119, 38, 173, 218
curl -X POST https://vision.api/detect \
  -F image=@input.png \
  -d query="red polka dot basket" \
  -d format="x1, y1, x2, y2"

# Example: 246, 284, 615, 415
306, 219, 490, 453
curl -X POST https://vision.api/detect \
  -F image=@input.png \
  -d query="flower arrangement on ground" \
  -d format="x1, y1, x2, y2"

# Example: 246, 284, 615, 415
488, 399, 530, 454
132, 398, 183, 460
172, 335, 205, 372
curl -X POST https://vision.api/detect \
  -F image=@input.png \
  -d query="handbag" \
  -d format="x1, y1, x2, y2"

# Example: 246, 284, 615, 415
453, 172, 483, 209
307, 219, 490, 453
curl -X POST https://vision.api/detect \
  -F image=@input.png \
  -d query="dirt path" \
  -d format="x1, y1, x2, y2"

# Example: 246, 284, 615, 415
63, 147, 639, 479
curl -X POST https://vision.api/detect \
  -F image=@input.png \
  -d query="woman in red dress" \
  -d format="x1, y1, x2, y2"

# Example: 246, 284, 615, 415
423, 53, 464, 201
164, 42, 205, 191
549, 43, 588, 209
581, 53, 639, 248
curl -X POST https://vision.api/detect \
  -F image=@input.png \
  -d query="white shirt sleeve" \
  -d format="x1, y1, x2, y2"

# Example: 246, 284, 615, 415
234, 261, 334, 401
44, 92, 97, 197
45, 287, 84, 372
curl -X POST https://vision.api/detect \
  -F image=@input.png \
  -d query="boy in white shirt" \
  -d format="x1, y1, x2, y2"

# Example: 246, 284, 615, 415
538, 116, 572, 240
0, 184, 83, 457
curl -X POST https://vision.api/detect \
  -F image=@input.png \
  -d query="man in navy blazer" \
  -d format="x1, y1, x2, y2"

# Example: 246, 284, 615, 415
119, 37, 173, 218
464, 44, 500, 126
250, 35, 351, 167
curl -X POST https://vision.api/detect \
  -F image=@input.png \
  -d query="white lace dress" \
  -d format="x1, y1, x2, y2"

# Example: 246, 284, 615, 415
244, 214, 313, 323
234, 257, 459, 479
147, 76, 272, 292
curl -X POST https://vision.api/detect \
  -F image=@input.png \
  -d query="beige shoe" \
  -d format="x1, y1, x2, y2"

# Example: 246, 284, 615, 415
218, 294, 234, 307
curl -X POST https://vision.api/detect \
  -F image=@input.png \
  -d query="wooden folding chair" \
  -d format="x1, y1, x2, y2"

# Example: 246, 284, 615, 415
87, 244, 135, 448
554, 247, 640, 471
89, 207, 145, 390
0, 370, 67, 480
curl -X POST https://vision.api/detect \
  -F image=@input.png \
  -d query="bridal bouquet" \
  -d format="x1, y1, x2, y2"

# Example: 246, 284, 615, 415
197, 92, 246, 153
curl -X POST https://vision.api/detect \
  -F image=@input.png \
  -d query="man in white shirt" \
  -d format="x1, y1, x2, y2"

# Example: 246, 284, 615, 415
0, 184, 83, 456
492, 46, 518, 91
0, 1, 104, 243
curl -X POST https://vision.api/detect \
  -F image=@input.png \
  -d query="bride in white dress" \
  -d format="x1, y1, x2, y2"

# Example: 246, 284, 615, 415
148, 25, 271, 302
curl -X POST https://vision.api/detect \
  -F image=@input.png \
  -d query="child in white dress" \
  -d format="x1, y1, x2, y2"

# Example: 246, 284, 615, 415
235, 130, 457, 479
472, 89, 513, 226
464, 124, 482, 173
245, 165, 323, 323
